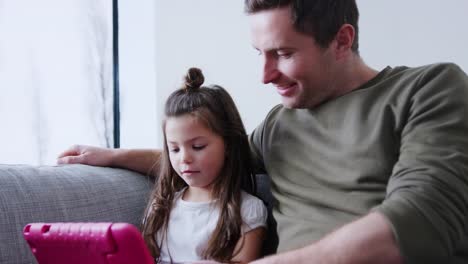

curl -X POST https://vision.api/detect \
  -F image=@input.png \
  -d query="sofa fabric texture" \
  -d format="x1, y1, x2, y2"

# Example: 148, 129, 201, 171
0, 164, 153, 264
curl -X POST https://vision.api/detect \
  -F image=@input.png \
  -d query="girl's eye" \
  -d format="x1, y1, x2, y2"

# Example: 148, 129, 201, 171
169, 148, 179, 153
193, 145, 206, 151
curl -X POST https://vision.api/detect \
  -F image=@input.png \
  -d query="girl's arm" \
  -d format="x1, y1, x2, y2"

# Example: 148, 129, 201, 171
232, 227, 266, 263
190, 227, 266, 264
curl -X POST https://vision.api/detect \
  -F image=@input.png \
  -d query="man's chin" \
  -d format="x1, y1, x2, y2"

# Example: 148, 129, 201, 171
281, 96, 326, 109
281, 98, 305, 109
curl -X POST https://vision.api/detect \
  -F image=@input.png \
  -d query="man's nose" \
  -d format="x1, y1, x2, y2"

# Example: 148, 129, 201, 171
262, 56, 280, 84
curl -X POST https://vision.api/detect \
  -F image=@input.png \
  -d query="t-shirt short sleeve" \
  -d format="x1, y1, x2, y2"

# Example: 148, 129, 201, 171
240, 191, 268, 233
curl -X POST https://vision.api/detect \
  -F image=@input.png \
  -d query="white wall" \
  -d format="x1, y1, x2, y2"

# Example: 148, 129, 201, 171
120, 1, 468, 149
119, 0, 158, 148
359, 0, 468, 71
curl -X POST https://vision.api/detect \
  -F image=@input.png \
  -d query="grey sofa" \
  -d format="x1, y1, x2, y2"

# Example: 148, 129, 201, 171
0, 164, 153, 264
0, 164, 276, 264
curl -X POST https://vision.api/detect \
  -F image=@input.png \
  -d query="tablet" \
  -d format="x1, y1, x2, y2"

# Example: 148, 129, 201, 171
23, 222, 154, 264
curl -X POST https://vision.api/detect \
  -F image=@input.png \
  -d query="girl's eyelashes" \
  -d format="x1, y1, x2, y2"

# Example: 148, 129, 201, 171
169, 147, 179, 153
167, 145, 206, 152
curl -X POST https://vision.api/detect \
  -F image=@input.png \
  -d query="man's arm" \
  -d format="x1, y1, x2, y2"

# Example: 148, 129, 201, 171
57, 145, 161, 176
251, 212, 403, 264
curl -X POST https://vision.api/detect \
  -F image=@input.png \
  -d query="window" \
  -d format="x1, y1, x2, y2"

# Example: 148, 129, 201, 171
0, 0, 117, 165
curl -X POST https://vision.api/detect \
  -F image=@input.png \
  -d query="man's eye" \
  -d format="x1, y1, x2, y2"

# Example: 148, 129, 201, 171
277, 52, 292, 58
193, 145, 206, 150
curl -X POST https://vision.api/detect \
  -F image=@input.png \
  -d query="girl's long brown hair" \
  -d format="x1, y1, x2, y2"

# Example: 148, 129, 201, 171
141, 68, 256, 263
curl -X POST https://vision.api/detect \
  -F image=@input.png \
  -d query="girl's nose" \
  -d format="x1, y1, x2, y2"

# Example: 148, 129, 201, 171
181, 150, 192, 163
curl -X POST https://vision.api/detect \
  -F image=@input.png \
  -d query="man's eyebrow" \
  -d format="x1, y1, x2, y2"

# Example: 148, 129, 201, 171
252, 45, 295, 53
274, 46, 295, 51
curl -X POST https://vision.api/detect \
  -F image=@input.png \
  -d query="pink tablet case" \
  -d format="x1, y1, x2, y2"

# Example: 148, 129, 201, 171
23, 222, 154, 264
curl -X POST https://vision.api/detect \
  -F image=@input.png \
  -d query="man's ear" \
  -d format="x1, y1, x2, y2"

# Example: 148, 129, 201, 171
333, 24, 355, 60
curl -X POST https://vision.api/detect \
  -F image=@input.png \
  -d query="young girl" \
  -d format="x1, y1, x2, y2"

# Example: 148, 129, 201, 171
141, 67, 267, 264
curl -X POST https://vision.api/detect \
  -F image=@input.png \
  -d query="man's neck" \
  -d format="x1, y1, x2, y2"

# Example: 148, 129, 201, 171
338, 55, 379, 96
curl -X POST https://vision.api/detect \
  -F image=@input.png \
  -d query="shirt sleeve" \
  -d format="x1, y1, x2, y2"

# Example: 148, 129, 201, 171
374, 63, 468, 263
248, 104, 282, 175
249, 123, 267, 175
241, 194, 268, 233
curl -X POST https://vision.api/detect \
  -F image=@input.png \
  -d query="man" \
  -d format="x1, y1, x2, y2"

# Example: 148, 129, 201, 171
59, 0, 468, 263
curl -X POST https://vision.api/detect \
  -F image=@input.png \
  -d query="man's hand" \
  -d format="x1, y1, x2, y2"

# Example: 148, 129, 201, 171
57, 145, 117, 167
58, 145, 161, 176
190, 261, 223, 264
249, 248, 306, 264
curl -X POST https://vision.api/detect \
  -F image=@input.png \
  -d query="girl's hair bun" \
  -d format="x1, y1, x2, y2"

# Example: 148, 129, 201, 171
183, 67, 205, 90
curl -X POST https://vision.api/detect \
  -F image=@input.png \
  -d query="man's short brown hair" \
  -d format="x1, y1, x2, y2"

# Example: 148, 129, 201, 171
245, 0, 360, 53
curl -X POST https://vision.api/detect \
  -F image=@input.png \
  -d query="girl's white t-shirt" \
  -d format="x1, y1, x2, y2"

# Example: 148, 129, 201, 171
157, 190, 268, 264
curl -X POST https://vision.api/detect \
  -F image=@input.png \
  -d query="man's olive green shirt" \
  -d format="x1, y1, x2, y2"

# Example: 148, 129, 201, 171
250, 63, 468, 263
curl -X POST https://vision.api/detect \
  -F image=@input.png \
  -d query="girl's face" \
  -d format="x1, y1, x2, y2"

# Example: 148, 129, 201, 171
165, 114, 226, 194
